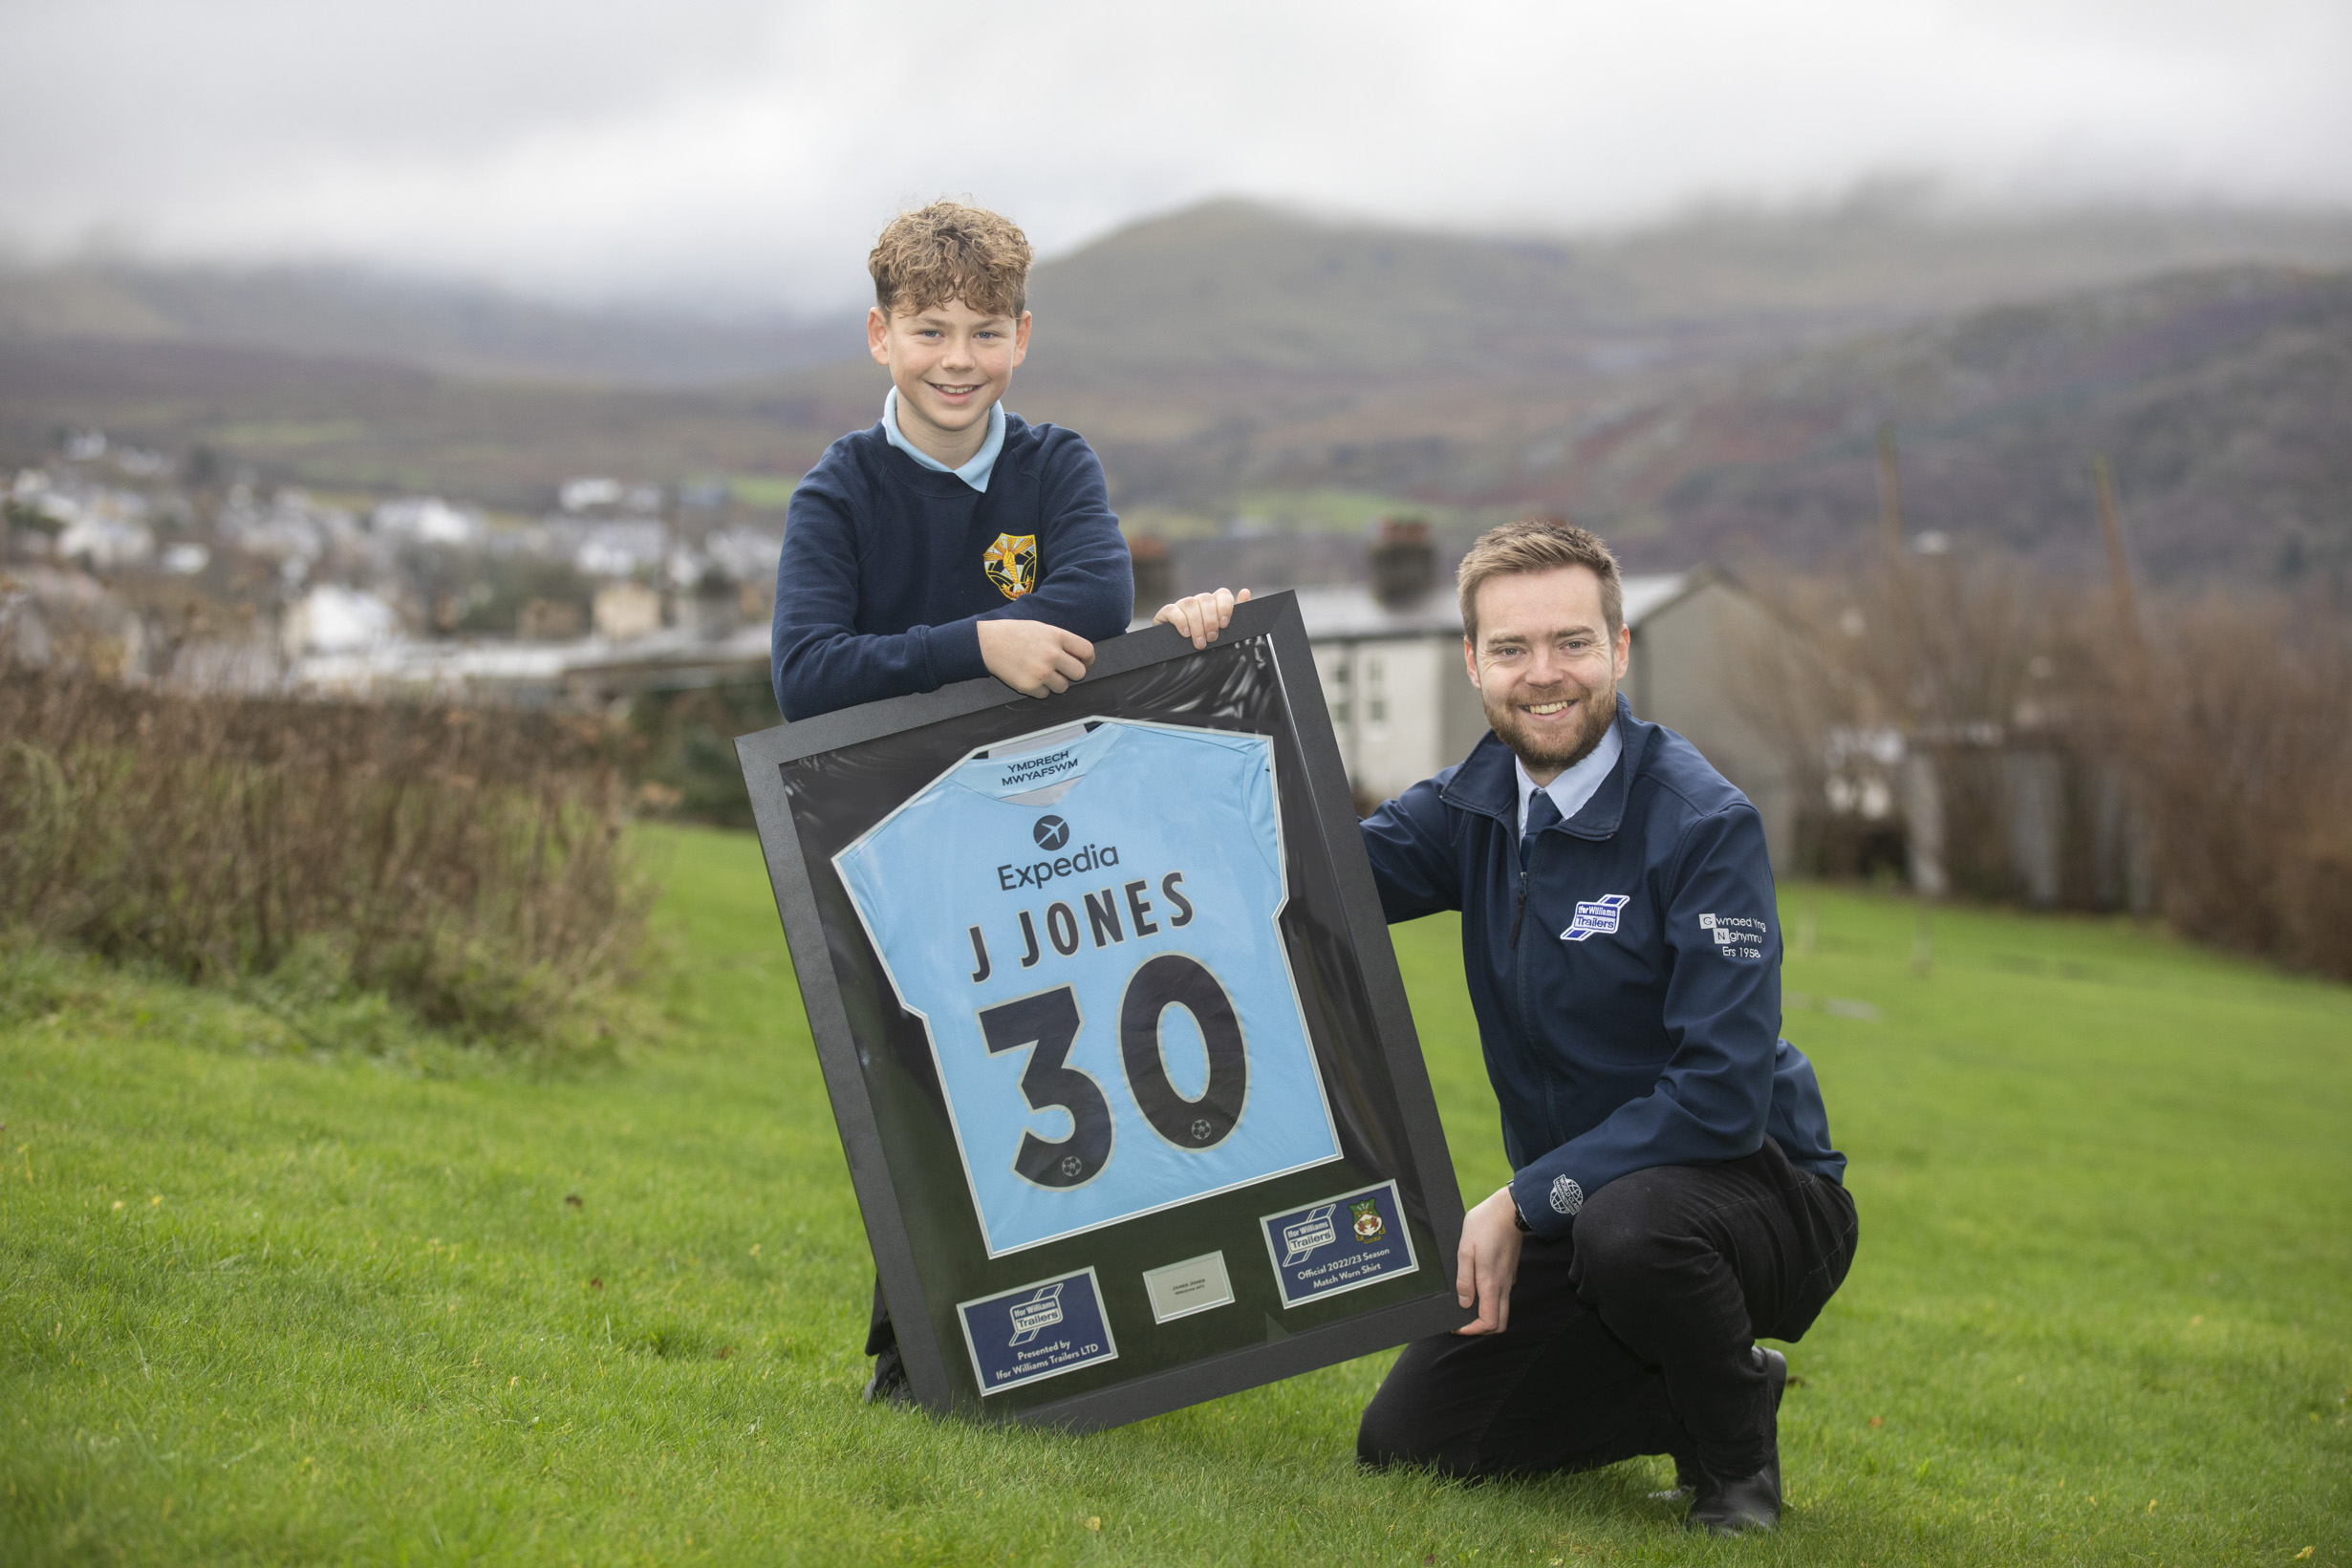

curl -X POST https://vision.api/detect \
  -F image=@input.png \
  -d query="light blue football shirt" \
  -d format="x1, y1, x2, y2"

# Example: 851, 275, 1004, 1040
835, 719, 1341, 1257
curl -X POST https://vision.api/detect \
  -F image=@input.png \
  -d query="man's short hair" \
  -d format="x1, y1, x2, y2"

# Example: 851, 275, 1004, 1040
869, 202, 1034, 320
1457, 517, 1624, 644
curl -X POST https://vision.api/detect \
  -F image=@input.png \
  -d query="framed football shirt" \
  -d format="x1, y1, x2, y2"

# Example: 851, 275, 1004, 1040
738, 592, 1469, 1429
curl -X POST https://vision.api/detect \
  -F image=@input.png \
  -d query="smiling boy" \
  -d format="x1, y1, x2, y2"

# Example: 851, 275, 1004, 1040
770, 203, 1133, 1403
768, 202, 1133, 722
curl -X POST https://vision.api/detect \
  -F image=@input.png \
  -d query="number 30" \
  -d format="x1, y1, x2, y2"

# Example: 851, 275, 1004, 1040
977, 954, 1248, 1189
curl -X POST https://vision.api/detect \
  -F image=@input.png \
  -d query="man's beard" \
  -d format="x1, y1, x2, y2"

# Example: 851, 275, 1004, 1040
1482, 678, 1616, 776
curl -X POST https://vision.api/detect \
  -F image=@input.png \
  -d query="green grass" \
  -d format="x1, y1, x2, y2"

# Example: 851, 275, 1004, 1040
4, 827, 2348, 1565
723, 475, 800, 512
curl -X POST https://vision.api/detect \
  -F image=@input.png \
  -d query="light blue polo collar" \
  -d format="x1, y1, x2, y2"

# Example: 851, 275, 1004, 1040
882, 388, 1005, 493
1516, 722, 1623, 834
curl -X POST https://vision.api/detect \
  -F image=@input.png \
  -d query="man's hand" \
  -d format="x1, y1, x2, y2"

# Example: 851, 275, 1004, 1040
1153, 588, 1252, 650
978, 618, 1094, 698
1454, 1185, 1526, 1336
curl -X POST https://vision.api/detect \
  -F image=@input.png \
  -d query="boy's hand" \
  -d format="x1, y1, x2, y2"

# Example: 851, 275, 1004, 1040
1154, 588, 1252, 650
979, 618, 1094, 698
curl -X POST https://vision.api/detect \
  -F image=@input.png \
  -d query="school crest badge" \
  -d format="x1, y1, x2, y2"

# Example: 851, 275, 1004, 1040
983, 532, 1038, 600
1350, 1197, 1385, 1241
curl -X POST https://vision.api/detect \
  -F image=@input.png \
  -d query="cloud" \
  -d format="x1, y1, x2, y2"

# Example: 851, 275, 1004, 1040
2, 0, 2345, 309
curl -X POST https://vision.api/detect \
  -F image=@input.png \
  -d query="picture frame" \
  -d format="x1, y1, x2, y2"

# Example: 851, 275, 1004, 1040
736, 591, 1470, 1430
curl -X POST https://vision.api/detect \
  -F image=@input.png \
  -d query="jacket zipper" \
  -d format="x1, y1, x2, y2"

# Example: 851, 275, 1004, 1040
1506, 853, 1544, 1141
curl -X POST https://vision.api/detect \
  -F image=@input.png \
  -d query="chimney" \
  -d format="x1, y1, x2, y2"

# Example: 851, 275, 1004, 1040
1129, 533, 1173, 620
1369, 518, 1435, 608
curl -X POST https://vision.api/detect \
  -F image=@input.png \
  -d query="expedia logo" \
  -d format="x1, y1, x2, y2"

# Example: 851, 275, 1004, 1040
997, 839, 1120, 891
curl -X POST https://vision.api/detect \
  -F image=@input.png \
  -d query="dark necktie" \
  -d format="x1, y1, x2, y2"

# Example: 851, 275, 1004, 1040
1521, 787, 1563, 870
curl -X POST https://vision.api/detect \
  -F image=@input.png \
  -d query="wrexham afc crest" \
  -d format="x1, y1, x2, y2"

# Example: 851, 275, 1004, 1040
983, 532, 1038, 600
1350, 1196, 1385, 1241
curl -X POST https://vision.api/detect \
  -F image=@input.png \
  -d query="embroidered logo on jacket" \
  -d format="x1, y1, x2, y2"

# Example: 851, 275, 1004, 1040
983, 532, 1038, 599
1549, 1175, 1585, 1215
1699, 912, 1768, 956
1560, 893, 1630, 942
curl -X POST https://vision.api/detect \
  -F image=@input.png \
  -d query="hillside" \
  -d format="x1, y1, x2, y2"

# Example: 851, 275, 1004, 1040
1530, 266, 2352, 581
1068, 264, 2351, 586
1021, 195, 2352, 383
11, 196, 2352, 391
0, 338, 835, 511
5, 199, 2349, 582
0, 263, 862, 387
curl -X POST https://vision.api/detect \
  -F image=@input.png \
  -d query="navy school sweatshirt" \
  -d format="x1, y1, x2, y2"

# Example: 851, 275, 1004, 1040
769, 414, 1135, 722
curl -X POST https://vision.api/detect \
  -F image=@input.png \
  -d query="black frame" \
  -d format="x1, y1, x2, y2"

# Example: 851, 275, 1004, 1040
736, 592, 1469, 1430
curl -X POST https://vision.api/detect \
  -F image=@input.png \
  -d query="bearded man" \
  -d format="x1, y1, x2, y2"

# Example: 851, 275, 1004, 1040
1157, 519, 1858, 1535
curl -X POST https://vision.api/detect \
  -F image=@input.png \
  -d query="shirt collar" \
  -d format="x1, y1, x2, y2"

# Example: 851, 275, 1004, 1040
1515, 720, 1624, 834
882, 388, 1005, 493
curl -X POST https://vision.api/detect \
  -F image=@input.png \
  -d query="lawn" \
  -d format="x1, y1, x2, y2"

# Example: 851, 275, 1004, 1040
3, 826, 2347, 1565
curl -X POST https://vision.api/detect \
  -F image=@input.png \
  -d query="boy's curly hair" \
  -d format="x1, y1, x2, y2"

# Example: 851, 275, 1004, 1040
869, 202, 1033, 319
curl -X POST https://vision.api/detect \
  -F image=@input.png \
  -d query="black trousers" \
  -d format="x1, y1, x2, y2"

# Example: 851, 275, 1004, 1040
867, 1271, 895, 1358
1359, 1137, 1857, 1481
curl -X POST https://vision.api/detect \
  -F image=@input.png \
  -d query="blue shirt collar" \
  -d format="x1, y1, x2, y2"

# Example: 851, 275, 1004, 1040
882, 388, 1005, 493
1515, 720, 1624, 834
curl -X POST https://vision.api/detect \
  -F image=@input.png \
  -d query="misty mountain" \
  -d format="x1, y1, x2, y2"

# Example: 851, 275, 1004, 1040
1016, 195, 2352, 383
1055, 263, 2352, 588
11, 195, 2352, 393
5, 198, 2348, 587
0, 334, 833, 514
1545, 265, 2352, 586
0, 263, 865, 386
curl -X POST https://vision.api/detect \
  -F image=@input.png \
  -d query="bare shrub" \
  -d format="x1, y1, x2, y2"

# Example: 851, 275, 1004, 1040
1748, 554, 2352, 979
0, 665, 652, 1048
1740, 551, 2129, 901
2132, 597, 2352, 977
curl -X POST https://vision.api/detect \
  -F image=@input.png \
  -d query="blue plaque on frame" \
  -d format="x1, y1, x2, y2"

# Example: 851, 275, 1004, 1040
957, 1268, 1119, 1395
1261, 1180, 1419, 1309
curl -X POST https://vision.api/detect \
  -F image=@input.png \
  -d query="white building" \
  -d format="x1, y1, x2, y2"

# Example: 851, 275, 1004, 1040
372, 496, 481, 547
283, 585, 402, 655
592, 581, 663, 641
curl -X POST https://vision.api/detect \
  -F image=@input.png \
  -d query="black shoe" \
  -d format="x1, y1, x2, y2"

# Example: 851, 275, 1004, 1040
1683, 1347, 1787, 1534
1687, 1462, 1781, 1536
861, 1344, 912, 1407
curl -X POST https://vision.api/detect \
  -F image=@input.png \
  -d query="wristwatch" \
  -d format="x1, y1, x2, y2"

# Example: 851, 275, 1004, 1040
1511, 1196, 1532, 1233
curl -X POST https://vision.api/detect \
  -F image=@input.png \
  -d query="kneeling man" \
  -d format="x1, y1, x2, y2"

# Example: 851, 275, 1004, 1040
1160, 520, 1858, 1534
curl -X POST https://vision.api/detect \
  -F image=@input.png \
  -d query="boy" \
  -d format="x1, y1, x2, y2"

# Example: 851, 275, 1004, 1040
770, 201, 1134, 1401
770, 200, 1133, 722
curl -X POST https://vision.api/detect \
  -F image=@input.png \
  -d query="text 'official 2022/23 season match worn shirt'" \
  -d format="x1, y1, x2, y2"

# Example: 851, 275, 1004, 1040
833, 719, 1343, 1257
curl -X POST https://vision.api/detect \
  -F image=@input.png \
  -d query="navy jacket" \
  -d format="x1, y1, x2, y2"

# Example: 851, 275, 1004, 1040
1361, 696, 1844, 1239
770, 414, 1133, 721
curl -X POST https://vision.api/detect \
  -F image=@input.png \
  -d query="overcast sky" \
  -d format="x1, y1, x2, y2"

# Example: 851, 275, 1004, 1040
2, 0, 2346, 312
